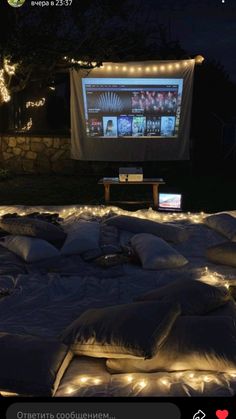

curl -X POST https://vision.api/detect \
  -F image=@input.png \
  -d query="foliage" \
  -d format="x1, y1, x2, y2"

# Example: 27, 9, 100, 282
0, 0, 187, 100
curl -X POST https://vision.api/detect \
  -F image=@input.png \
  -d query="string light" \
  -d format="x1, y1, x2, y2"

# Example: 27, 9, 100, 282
0, 70, 11, 103
136, 380, 147, 389
21, 118, 33, 131
26, 98, 46, 108
93, 378, 102, 385
79, 376, 89, 384
4, 59, 16, 76
92, 60, 193, 74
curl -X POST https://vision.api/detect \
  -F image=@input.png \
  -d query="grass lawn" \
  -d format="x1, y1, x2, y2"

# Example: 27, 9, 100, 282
0, 171, 236, 213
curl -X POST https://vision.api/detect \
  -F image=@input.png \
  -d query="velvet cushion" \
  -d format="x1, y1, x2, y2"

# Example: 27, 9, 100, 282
103, 215, 189, 243
0, 235, 60, 262
134, 278, 230, 315
0, 333, 73, 396
206, 241, 236, 267
205, 213, 236, 241
106, 316, 236, 373
61, 301, 181, 359
0, 217, 66, 245
131, 233, 188, 270
61, 220, 100, 256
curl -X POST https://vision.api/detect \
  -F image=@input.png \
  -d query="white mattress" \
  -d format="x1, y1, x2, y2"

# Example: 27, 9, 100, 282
0, 205, 236, 397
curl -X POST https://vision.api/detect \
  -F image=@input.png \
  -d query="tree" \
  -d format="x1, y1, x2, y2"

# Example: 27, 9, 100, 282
0, 0, 187, 104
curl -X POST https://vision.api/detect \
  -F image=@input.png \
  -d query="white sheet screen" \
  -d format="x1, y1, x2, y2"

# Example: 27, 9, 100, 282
82, 78, 183, 139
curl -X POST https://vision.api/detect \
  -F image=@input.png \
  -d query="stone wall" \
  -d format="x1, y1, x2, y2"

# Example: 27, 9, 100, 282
0, 135, 75, 174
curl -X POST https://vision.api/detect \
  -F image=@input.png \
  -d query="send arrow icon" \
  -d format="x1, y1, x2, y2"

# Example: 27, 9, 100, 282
193, 410, 206, 419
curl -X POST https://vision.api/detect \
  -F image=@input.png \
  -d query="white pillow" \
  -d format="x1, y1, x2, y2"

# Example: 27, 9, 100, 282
0, 235, 59, 263
205, 213, 236, 241
106, 316, 236, 373
131, 233, 188, 270
61, 220, 100, 256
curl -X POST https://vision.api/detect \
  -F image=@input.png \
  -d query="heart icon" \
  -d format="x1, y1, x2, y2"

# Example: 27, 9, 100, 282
216, 410, 229, 419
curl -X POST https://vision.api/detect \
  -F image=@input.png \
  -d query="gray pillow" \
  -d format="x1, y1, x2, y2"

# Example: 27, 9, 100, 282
103, 215, 189, 243
131, 233, 188, 270
134, 278, 230, 315
0, 235, 60, 262
0, 333, 73, 396
61, 220, 100, 256
0, 217, 66, 245
206, 242, 236, 267
205, 213, 236, 241
61, 301, 181, 359
106, 316, 236, 373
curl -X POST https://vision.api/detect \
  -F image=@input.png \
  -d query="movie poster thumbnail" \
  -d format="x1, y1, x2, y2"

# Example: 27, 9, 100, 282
160, 116, 176, 137
102, 116, 118, 137
131, 90, 178, 115
146, 117, 161, 136
88, 118, 103, 136
117, 116, 133, 136
87, 91, 132, 114
132, 116, 146, 136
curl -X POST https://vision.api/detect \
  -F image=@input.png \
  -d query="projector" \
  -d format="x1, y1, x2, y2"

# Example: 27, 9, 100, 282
119, 167, 143, 182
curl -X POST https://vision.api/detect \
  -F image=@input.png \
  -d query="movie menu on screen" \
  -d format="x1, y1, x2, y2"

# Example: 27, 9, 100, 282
82, 78, 183, 139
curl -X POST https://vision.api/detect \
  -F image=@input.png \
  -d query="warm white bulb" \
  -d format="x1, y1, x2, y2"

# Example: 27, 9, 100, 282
93, 378, 101, 385
80, 376, 89, 384
137, 380, 147, 389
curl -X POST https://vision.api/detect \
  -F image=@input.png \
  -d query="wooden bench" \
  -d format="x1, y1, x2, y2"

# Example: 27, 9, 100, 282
98, 177, 165, 209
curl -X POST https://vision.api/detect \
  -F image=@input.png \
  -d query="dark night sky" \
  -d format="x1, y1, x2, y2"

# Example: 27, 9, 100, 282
150, 0, 236, 81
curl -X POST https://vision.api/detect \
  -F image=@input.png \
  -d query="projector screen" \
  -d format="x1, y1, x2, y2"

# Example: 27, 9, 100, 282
71, 60, 195, 161
82, 78, 183, 139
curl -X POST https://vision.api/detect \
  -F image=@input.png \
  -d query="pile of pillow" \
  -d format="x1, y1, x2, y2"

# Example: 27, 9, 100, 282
61, 278, 236, 374
0, 217, 102, 263
0, 214, 189, 269
205, 213, 236, 267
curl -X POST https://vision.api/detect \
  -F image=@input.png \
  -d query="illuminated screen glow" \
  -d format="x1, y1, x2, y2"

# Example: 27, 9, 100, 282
159, 193, 182, 210
82, 78, 183, 139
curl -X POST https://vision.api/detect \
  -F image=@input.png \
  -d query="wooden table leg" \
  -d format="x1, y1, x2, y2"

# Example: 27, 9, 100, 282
104, 184, 110, 204
152, 184, 159, 209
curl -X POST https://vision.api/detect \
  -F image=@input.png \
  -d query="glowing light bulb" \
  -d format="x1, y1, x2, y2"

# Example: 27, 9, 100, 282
145, 67, 150, 72
126, 375, 134, 383
122, 66, 127, 71
130, 67, 134, 73
66, 386, 75, 394
138, 67, 142, 72
93, 378, 102, 385
137, 380, 147, 389
160, 378, 169, 386
80, 376, 89, 384
203, 375, 212, 383
107, 65, 112, 71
